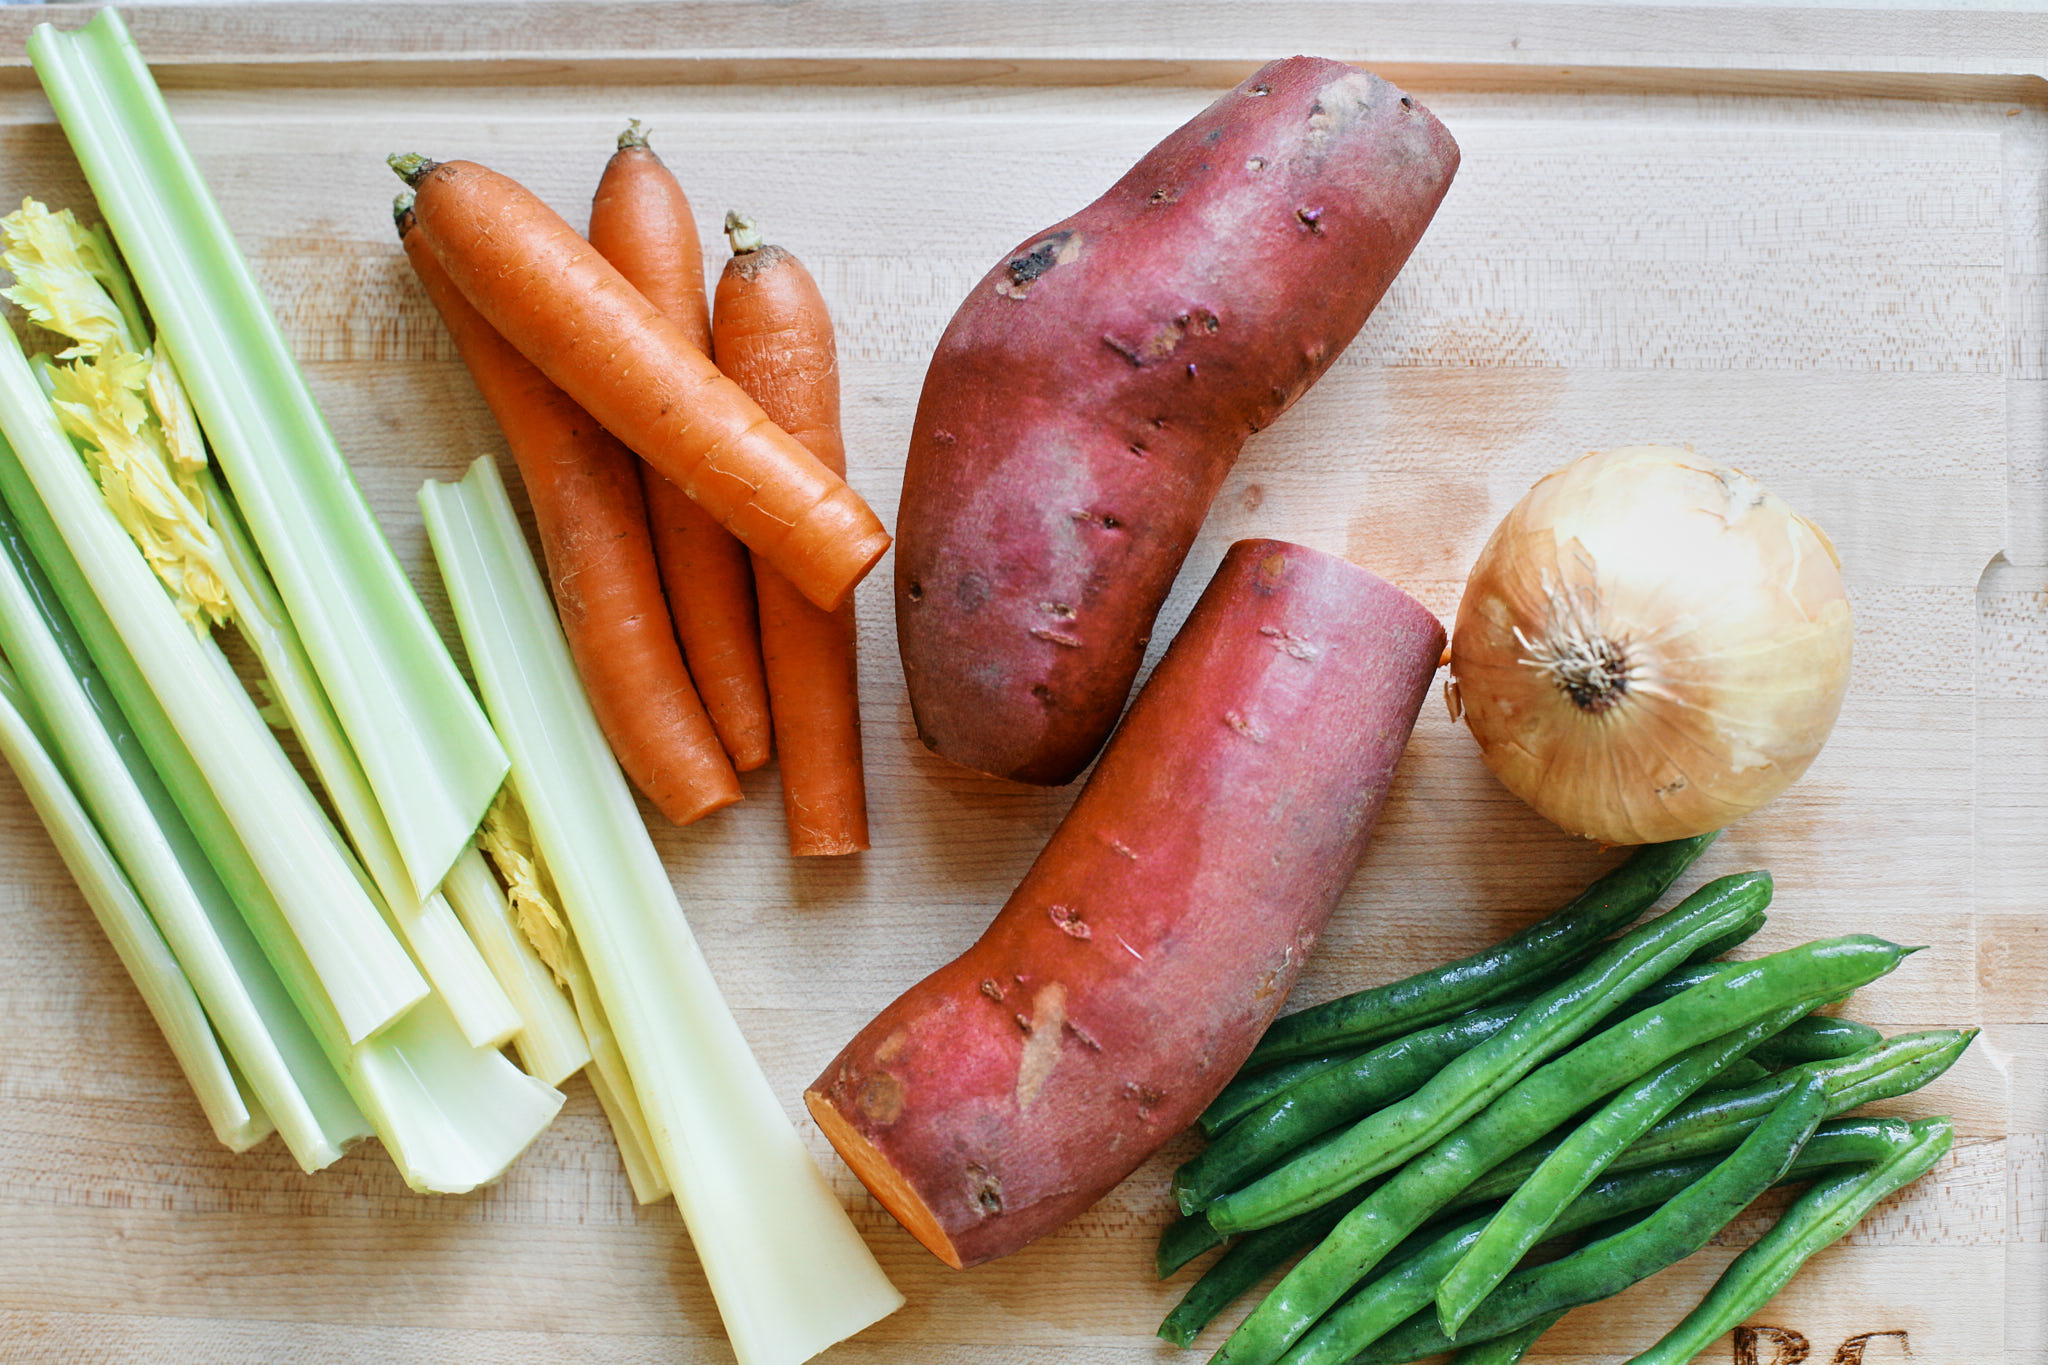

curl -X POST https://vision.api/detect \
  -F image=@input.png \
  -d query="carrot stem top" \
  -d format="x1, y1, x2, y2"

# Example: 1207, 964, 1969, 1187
618, 119, 651, 151
723, 210, 763, 255
386, 152, 438, 186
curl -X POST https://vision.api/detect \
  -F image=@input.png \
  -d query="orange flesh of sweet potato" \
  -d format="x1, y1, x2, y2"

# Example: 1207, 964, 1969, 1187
808, 540, 1444, 1268
893, 56, 1459, 785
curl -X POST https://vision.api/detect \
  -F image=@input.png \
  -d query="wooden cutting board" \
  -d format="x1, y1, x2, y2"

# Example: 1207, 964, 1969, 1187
0, 4, 2040, 1362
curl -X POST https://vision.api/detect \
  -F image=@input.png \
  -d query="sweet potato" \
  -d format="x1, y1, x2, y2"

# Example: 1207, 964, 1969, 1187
894, 56, 1459, 785
807, 540, 1444, 1269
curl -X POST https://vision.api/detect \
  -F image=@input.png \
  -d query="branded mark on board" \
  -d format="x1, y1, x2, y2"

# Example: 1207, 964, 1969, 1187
1735, 1327, 1911, 1364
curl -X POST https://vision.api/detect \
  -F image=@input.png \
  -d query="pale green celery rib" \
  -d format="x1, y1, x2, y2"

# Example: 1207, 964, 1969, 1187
388, 889, 521, 1049
422, 457, 900, 1365
182, 787, 565, 1192
206, 474, 518, 1050
0, 316, 424, 1044
550, 919, 669, 1203
0, 658, 269, 1153
442, 847, 591, 1088
66, 643, 560, 1192
587, 1054, 671, 1205
29, 9, 507, 903
0, 429, 552, 1191
0, 450, 367, 1169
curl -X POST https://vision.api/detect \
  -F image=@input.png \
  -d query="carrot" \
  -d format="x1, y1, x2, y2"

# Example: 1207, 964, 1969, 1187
587, 123, 771, 772
389, 153, 889, 614
714, 214, 869, 856
395, 197, 741, 825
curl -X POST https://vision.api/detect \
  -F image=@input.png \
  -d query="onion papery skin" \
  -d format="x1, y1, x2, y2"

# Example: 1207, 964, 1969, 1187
1447, 445, 1853, 846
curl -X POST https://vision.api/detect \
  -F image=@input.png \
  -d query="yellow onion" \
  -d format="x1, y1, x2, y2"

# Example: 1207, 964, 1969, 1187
1446, 445, 1852, 845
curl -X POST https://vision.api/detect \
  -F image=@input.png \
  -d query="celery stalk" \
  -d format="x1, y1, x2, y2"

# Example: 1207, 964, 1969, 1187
587, 1058, 671, 1205
0, 658, 270, 1152
63, 637, 561, 1192
474, 790, 666, 1200
5, 198, 515, 1050
0, 475, 368, 1168
0, 317, 423, 1043
29, 9, 507, 902
206, 476, 517, 1050
383, 886, 520, 1050
0, 430, 556, 1190
191, 798, 565, 1193
441, 847, 590, 1087
423, 458, 901, 1365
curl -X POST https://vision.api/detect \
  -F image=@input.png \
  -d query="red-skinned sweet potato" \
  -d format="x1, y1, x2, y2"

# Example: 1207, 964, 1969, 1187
894, 56, 1458, 785
808, 540, 1444, 1269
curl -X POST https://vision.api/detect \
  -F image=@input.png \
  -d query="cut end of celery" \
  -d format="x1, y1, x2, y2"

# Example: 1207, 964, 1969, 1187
365, 992, 564, 1195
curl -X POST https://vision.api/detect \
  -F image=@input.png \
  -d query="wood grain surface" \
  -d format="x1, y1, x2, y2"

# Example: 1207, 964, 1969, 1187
0, 5, 2040, 1363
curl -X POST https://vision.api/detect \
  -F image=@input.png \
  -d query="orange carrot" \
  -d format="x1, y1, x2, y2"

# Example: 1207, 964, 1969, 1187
396, 198, 741, 825
389, 153, 889, 614
713, 214, 869, 856
588, 123, 771, 772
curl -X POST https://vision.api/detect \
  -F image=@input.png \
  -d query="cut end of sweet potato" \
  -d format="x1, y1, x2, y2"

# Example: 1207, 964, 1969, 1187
805, 1088, 965, 1269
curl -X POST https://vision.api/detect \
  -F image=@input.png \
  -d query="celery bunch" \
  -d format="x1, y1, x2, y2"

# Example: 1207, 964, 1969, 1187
0, 10, 566, 1193
32, 11, 508, 905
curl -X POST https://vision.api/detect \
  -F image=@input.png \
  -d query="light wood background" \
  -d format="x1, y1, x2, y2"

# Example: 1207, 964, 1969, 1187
0, 4, 2039, 1362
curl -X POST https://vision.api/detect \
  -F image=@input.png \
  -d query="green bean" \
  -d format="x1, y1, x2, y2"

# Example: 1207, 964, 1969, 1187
1183, 924, 1767, 1216
1661, 1124, 1950, 1352
1203, 1052, 1364, 1139
1209, 874, 1772, 1236
1158, 1211, 1229, 1280
1275, 1162, 1705, 1365
1619, 907, 1774, 1008
1435, 1003, 1811, 1336
1248, 835, 1717, 1067
1452, 1029, 1975, 1207
1350, 1075, 1829, 1365
1209, 939, 1902, 1365
1169, 1146, 1764, 1350
1160, 917, 1767, 1310
1196, 912, 1761, 1170
1625, 1116, 1953, 1365
1196, 916, 1769, 1219
1179, 998, 1535, 1215
1201, 913, 1764, 1149
1210, 928, 1892, 1237
1160, 967, 1797, 1303
1162, 1121, 1381, 1277
1702, 1058, 1772, 1092
1764, 1114, 1919, 1166
1158, 1181, 1378, 1347
1273, 1125, 1909, 1365
1452, 1310, 1565, 1364
1667, 911, 1768, 971
1749, 1014, 1883, 1068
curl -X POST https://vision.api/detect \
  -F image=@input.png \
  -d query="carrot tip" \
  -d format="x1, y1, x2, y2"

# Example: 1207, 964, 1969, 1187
387, 152, 438, 186
617, 118, 651, 151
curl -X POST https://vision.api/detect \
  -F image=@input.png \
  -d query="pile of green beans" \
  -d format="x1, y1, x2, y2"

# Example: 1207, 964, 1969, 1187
1152, 841, 1974, 1365
1246, 835, 1718, 1067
